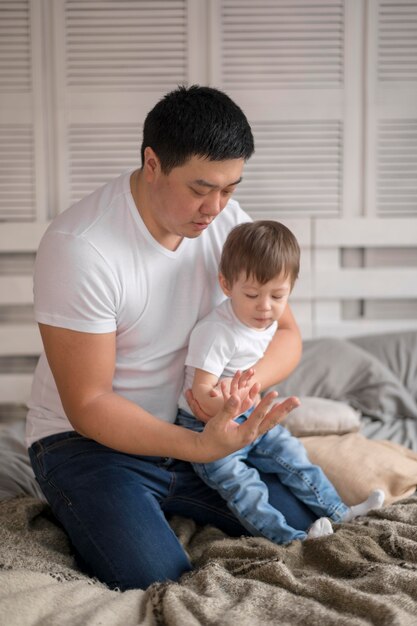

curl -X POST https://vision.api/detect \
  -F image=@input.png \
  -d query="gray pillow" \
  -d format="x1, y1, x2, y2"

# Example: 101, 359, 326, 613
274, 337, 417, 421
0, 420, 45, 501
350, 331, 417, 405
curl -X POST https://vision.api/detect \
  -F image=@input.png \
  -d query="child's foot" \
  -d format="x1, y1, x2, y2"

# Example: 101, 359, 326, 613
343, 488, 385, 522
307, 517, 334, 539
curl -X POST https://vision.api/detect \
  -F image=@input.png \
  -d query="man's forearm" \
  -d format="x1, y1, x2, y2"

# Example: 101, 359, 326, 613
66, 374, 302, 466
67, 391, 208, 461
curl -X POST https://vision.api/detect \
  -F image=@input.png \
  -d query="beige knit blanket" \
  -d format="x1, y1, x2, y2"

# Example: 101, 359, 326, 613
1, 495, 417, 626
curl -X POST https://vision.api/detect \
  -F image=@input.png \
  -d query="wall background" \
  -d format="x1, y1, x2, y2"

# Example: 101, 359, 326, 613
0, 0, 416, 357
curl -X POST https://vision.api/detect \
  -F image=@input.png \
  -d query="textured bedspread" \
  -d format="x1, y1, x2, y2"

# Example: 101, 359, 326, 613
1, 332, 417, 624
1, 495, 417, 626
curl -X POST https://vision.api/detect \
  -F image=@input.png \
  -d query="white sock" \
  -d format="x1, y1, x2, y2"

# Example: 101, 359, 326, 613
306, 517, 334, 539
343, 488, 385, 522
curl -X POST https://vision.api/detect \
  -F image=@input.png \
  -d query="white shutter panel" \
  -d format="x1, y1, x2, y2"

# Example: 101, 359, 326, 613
378, 1, 417, 82
0, 125, 34, 221
377, 1, 417, 216
0, 0, 31, 91
54, 0, 192, 214
366, 0, 417, 217
235, 120, 342, 216
68, 123, 141, 204
65, 1, 187, 90
378, 119, 417, 216
0, 0, 35, 221
221, 0, 344, 89
213, 0, 354, 220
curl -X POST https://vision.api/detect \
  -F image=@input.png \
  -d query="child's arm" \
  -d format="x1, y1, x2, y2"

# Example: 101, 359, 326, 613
191, 369, 225, 419
192, 368, 258, 421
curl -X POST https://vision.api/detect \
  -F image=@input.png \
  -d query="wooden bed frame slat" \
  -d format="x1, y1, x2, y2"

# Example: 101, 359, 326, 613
315, 268, 417, 299
0, 276, 34, 305
0, 374, 33, 404
0, 223, 48, 252
0, 324, 41, 356
315, 218, 417, 246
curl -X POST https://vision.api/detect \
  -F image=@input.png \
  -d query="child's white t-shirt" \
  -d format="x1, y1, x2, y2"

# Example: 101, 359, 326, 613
178, 299, 277, 414
26, 170, 250, 446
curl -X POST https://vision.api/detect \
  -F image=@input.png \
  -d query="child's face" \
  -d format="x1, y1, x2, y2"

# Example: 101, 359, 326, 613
219, 272, 292, 330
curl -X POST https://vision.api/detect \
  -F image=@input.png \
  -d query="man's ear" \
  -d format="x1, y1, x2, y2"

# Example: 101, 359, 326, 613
143, 147, 161, 182
218, 273, 232, 297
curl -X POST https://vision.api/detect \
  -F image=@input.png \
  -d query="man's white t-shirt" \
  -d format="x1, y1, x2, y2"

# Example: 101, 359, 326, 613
26, 170, 250, 447
178, 299, 277, 414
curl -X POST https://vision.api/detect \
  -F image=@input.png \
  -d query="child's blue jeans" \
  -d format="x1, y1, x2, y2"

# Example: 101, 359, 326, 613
177, 410, 349, 544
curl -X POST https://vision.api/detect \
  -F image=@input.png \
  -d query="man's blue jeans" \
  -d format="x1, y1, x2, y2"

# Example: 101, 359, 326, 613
177, 410, 349, 544
28, 428, 316, 590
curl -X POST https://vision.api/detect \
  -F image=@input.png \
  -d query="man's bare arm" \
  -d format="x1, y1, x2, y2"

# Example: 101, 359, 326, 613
38, 324, 298, 463
38, 324, 206, 459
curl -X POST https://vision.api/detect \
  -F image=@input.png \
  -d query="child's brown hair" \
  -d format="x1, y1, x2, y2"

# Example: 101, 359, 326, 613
219, 221, 300, 288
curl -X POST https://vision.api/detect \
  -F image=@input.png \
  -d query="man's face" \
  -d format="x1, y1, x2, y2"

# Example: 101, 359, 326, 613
143, 151, 245, 248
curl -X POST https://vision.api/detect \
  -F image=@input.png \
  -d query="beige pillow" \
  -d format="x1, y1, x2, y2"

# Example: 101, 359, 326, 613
282, 397, 361, 437
302, 433, 417, 506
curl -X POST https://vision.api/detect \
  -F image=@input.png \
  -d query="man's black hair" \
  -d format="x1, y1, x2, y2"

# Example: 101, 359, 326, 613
140, 85, 255, 173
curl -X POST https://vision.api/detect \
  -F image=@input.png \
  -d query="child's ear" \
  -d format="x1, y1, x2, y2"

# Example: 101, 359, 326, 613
218, 273, 232, 297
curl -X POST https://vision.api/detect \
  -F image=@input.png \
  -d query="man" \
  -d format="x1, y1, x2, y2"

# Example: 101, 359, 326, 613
27, 85, 315, 590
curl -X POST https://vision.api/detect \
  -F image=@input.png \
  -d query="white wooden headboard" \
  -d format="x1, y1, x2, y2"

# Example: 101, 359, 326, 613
286, 217, 417, 338
1, 218, 417, 411
0, 223, 45, 414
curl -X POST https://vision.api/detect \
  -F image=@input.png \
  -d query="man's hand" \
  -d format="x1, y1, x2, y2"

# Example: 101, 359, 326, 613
191, 374, 300, 463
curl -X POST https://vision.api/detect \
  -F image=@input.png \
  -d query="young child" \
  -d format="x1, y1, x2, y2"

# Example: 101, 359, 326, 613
177, 221, 384, 543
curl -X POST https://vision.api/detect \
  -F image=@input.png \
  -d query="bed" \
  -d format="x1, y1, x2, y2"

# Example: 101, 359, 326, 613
1, 330, 417, 626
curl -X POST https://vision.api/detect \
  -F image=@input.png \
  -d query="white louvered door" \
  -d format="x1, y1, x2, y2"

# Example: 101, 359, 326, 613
0, 0, 48, 222
51, 0, 206, 216
365, 0, 417, 218
209, 0, 363, 221
235, 120, 343, 218
219, 1, 344, 89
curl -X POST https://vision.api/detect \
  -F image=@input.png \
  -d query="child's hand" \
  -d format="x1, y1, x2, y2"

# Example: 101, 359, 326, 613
194, 387, 301, 463
185, 369, 259, 422
218, 369, 259, 414
209, 368, 256, 400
